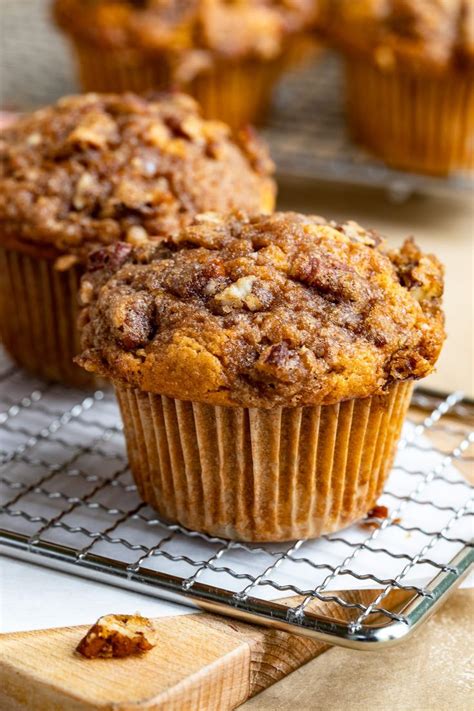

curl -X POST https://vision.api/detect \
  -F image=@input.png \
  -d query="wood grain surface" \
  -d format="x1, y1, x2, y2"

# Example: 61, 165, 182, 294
0, 609, 329, 710
0, 591, 383, 710
243, 589, 474, 711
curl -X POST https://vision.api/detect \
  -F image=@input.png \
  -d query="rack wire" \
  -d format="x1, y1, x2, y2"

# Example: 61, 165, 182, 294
1, 348, 472, 648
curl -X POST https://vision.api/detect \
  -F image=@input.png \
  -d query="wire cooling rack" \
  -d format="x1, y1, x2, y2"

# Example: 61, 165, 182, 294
0, 348, 473, 649
1, 0, 473, 200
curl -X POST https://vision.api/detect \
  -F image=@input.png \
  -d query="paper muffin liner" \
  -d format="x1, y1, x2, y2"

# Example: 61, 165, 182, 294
69, 36, 319, 129
0, 245, 100, 388
71, 43, 168, 95
115, 380, 413, 542
344, 57, 474, 175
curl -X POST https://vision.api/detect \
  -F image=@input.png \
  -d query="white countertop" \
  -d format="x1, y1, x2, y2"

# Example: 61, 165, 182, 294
0, 556, 193, 633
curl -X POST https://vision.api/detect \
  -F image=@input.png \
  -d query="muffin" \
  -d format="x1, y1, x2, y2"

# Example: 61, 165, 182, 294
325, 0, 474, 175
0, 93, 275, 386
53, 0, 321, 129
77, 212, 445, 541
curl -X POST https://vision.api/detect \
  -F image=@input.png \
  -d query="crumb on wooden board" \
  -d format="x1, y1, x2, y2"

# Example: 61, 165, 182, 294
76, 614, 157, 659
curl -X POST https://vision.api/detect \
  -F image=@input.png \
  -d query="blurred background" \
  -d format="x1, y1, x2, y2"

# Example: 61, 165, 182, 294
0, 0, 472, 395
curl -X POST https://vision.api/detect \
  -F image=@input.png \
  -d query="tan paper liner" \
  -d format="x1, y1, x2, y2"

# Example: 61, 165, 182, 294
116, 380, 413, 542
69, 37, 319, 129
0, 246, 100, 388
345, 57, 474, 175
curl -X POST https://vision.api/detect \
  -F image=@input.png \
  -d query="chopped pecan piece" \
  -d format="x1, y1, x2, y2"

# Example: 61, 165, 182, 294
54, 254, 79, 272
290, 252, 372, 305
361, 505, 401, 529
67, 111, 118, 149
88, 242, 133, 273
76, 614, 156, 659
109, 291, 156, 350
214, 275, 258, 311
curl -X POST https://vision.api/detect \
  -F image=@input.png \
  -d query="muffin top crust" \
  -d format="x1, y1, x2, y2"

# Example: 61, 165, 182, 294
324, 0, 474, 74
54, 0, 318, 63
0, 93, 275, 261
77, 212, 445, 407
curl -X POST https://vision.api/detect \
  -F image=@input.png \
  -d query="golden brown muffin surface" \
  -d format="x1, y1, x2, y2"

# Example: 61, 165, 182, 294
0, 93, 275, 260
325, 0, 474, 74
78, 212, 445, 407
54, 0, 319, 60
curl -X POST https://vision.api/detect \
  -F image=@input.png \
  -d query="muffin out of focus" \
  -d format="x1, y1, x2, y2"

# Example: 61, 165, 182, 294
325, 0, 474, 175
0, 92, 275, 386
53, 0, 322, 129
77, 211, 445, 541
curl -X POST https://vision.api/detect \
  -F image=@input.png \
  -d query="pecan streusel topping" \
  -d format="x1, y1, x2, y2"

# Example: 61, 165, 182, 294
324, 0, 474, 74
54, 0, 319, 59
0, 93, 275, 260
77, 212, 445, 408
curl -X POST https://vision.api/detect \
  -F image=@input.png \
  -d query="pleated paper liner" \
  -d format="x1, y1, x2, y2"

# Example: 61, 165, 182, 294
116, 380, 413, 542
0, 246, 102, 388
345, 57, 474, 176
69, 36, 319, 130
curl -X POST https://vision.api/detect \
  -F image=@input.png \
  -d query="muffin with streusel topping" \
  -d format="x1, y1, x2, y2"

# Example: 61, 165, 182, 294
53, 0, 321, 129
325, 0, 474, 174
0, 92, 275, 386
77, 211, 445, 541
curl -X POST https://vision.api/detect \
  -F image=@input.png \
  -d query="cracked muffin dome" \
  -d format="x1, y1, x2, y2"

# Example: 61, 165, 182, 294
325, 0, 474, 74
0, 92, 275, 260
77, 212, 445, 408
54, 0, 318, 61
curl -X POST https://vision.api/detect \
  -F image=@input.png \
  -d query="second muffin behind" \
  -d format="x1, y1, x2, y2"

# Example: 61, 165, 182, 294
0, 92, 275, 386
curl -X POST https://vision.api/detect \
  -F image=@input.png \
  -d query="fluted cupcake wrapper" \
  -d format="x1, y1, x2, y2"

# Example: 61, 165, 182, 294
116, 381, 413, 542
345, 57, 474, 175
0, 246, 100, 388
72, 44, 168, 96
69, 37, 318, 129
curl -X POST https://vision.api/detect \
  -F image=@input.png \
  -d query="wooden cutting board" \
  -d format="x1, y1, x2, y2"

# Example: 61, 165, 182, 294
0, 590, 384, 711
0, 610, 328, 711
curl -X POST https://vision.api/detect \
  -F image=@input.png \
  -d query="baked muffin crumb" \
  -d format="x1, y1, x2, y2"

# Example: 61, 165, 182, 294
76, 614, 156, 659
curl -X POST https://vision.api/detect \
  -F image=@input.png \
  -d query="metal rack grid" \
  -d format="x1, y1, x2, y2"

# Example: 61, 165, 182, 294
1, 348, 473, 649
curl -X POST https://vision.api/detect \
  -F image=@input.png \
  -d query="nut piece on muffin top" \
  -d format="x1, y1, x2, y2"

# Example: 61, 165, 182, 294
324, 0, 474, 74
77, 211, 445, 408
0, 92, 275, 261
